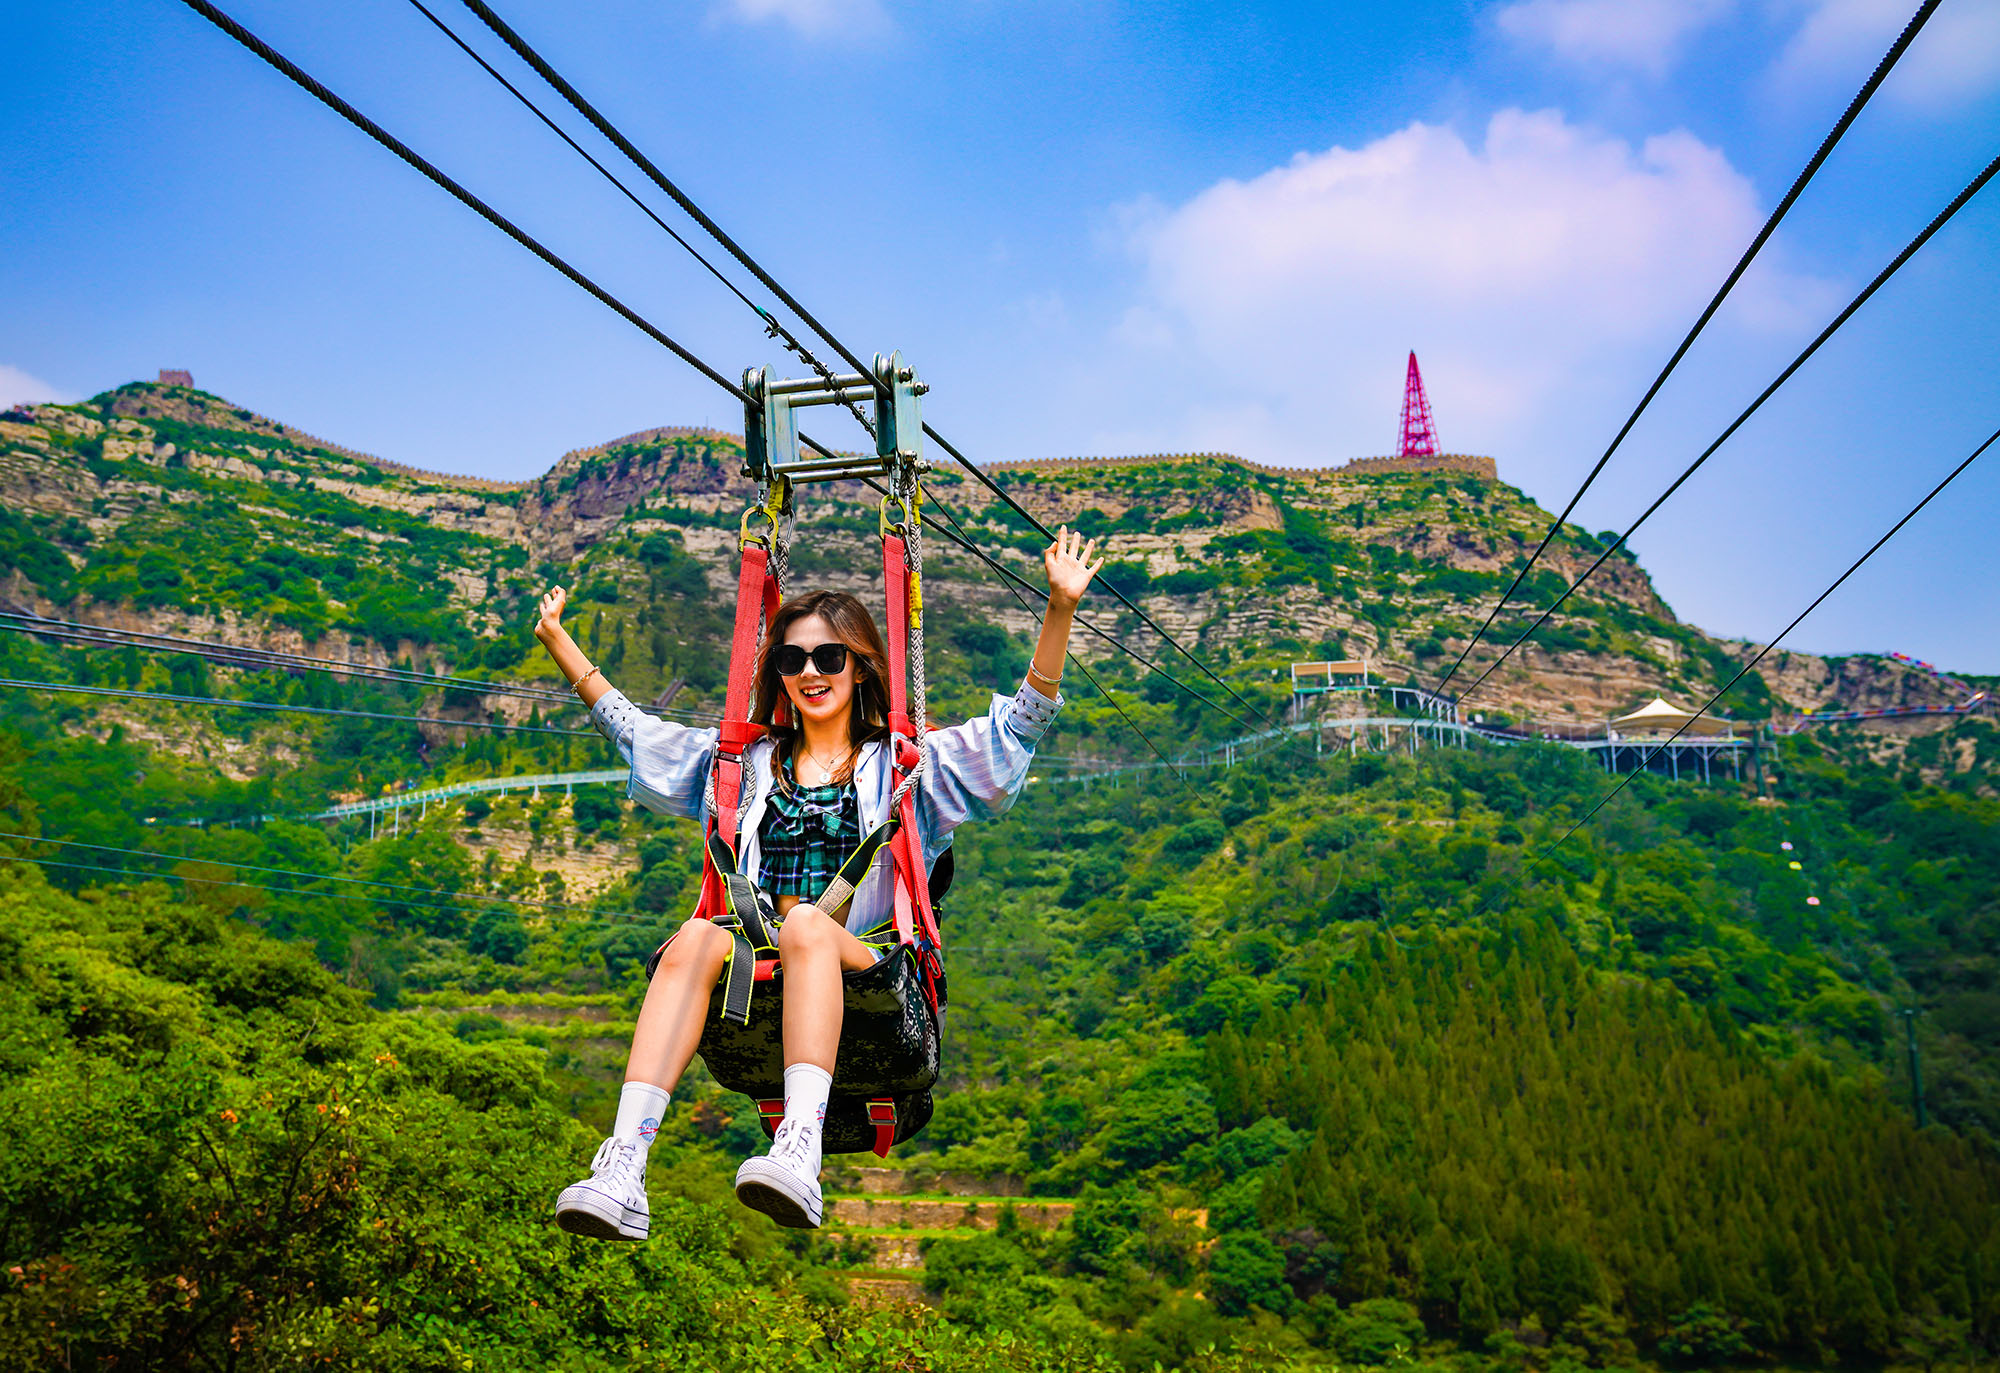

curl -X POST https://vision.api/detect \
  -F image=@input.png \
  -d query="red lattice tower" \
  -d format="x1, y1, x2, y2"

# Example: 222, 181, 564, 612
1397, 351, 1439, 458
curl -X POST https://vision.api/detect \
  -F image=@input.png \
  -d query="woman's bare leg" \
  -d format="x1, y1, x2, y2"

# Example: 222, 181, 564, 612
774, 903, 878, 1072
625, 918, 735, 1087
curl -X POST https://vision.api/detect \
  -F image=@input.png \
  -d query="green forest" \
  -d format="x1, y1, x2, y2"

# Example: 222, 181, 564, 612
1, 386, 1996, 1370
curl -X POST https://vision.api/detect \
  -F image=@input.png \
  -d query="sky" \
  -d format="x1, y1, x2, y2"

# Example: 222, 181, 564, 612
4, 0, 1999, 674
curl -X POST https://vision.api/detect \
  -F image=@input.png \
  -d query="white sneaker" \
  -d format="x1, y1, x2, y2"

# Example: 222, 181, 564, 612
733, 1119, 824, 1229
555, 1136, 650, 1241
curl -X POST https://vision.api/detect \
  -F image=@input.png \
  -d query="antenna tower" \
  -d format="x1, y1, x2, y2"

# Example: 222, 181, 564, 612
1398, 351, 1439, 457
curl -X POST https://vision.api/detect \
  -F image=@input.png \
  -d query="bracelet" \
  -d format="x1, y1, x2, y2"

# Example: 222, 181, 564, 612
1027, 663, 1062, 689
569, 664, 604, 694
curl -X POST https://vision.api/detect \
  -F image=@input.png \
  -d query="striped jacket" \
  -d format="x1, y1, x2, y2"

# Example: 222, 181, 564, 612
589, 683, 1063, 937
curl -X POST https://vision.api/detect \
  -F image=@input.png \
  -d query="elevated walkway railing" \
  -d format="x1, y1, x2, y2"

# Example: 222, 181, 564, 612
184, 707, 1766, 827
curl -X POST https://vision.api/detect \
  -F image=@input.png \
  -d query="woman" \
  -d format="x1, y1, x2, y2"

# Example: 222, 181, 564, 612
534, 528, 1102, 1237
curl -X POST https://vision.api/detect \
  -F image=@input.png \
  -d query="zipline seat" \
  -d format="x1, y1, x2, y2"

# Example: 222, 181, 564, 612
677, 353, 947, 1157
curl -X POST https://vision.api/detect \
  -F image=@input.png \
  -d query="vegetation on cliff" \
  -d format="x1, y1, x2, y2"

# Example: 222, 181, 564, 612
1, 382, 1996, 1369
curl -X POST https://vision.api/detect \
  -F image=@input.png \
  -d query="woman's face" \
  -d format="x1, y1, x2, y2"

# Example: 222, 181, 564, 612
780, 614, 861, 732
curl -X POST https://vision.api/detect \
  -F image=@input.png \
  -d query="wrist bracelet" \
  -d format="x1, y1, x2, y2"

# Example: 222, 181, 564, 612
570, 664, 604, 694
1027, 663, 1062, 689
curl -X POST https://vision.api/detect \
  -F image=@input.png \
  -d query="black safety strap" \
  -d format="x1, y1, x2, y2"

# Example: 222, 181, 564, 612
706, 832, 775, 1025
810, 819, 898, 921
702, 818, 901, 1025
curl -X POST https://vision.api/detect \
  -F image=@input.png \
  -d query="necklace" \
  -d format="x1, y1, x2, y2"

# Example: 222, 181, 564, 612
798, 741, 852, 785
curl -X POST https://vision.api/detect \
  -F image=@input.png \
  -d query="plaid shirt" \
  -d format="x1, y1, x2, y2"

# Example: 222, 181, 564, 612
589, 682, 1063, 937
758, 772, 861, 897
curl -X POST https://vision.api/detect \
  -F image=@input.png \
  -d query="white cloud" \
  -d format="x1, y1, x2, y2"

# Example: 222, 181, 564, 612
1774, 0, 2000, 110
1494, 0, 1734, 78
0, 364, 72, 410
1111, 109, 1833, 465
712, 0, 888, 39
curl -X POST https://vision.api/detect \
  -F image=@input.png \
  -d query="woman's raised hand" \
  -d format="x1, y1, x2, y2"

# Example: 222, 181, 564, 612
536, 585, 568, 640
1044, 527, 1103, 609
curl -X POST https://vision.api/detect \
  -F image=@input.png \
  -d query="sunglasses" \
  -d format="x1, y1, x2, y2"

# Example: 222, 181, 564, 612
773, 642, 849, 677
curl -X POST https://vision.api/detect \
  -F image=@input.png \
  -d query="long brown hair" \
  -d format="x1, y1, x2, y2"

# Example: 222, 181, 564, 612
751, 590, 892, 789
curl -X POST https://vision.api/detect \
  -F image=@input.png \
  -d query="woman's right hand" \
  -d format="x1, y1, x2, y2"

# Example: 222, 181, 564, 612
536, 585, 568, 640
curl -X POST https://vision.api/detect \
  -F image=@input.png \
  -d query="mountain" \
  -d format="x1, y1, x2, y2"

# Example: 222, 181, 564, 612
3, 381, 1990, 764
1, 380, 1997, 1370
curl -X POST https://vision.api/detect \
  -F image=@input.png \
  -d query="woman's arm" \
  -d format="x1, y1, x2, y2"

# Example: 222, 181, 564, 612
536, 584, 718, 818
1025, 527, 1102, 699
535, 585, 613, 707
908, 528, 1102, 840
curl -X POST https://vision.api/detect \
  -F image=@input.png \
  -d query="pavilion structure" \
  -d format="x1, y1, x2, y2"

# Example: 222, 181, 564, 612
1582, 696, 1753, 782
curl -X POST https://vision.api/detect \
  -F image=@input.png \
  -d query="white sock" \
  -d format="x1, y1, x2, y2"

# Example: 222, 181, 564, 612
780, 1063, 832, 1142
613, 1081, 671, 1161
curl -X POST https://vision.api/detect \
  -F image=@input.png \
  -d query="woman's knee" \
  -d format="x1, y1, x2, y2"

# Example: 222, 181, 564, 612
776, 904, 837, 958
659, 918, 732, 972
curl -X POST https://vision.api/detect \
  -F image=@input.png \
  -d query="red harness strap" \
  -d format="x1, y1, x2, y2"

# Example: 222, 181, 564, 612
756, 1095, 898, 1157
699, 541, 779, 920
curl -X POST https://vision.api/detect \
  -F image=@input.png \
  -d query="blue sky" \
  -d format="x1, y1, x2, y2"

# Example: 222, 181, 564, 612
5, 0, 1999, 674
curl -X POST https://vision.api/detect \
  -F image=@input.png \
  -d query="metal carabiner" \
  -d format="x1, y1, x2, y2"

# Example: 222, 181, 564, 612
880, 488, 913, 538
742, 476, 792, 550
741, 503, 778, 550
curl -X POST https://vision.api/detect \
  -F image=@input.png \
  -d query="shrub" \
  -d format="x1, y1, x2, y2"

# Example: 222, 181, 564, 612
571, 789, 621, 833
467, 909, 528, 964
1332, 1297, 1426, 1364
1208, 1232, 1291, 1316
1162, 817, 1225, 863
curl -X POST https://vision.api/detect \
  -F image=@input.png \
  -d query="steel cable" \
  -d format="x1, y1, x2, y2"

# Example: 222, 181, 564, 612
0, 828, 645, 919
1486, 422, 2000, 915
175, 0, 749, 403
0, 611, 714, 723
1451, 146, 2000, 707
1432, 0, 1945, 699
916, 485, 1212, 802
0, 677, 592, 735
451, 0, 1279, 733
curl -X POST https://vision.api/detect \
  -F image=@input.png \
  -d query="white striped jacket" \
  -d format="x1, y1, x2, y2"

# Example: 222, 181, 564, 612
589, 683, 1063, 937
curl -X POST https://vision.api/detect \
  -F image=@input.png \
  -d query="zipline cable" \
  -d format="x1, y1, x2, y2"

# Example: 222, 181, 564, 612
1491, 422, 2000, 912
916, 486, 1212, 801
9, 853, 525, 924
1431, 0, 1945, 700
909, 492, 1271, 737
0, 678, 592, 735
0, 828, 645, 919
455, 0, 882, 394
1, 611, 569, 704
0, 610, 713, 723
1451, 145, 2000, 707
4, 852, 662, 929
401, 0, 874, 439
451, 0, 1282, 734
174, 1, 1282, 747
175, 0, 749, 405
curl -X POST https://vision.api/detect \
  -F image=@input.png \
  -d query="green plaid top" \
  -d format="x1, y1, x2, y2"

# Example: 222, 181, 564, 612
757, 762, 861, 898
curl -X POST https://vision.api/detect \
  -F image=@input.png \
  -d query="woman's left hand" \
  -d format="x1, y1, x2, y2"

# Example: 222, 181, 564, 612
1044, 526, 1103, 608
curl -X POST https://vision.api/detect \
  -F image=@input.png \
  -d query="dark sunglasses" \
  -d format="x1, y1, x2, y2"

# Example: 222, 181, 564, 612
773, 642, 849, 677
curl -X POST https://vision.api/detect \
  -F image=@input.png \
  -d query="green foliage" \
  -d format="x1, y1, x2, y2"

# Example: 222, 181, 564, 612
7, 395, 2000, 1369
1328, 1297, 1426, 1364
468, 908, 529, 963
0, 874, 1140, 1371
571, 789, 621, 833
1657, 1304, 1751, 1366
1208, 1232, 1290, 1316
0, 506, 76, 596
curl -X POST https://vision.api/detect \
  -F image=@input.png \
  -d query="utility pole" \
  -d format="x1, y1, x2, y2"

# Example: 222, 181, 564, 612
1901, 1008, 1927, 1128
